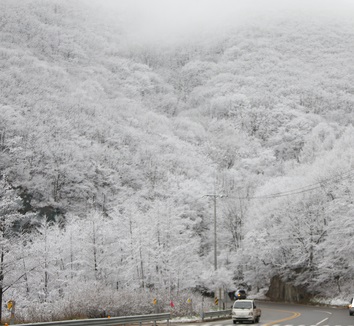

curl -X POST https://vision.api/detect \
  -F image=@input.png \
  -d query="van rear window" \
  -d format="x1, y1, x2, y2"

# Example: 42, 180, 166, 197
233, 301, 252, 309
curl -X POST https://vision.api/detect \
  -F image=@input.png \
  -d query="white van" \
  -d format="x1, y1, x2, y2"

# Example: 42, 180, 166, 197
349, 297, 354, 315
232, 299, 261, 324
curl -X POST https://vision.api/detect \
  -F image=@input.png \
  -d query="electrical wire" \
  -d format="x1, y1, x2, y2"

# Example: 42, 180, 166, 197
228, 168, 354, 200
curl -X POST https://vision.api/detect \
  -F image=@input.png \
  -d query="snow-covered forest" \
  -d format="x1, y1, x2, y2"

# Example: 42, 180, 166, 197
0, 0, 354, 322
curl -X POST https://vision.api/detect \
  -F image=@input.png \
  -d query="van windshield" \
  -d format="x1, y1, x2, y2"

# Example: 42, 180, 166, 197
233, 301, 252, 309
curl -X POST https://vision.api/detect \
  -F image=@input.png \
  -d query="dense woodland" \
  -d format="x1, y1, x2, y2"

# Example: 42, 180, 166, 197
0, 0, 354, 322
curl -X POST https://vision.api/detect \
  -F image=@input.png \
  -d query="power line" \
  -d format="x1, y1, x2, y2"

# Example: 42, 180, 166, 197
228, 168, 354, 200
266, 169, 354, 197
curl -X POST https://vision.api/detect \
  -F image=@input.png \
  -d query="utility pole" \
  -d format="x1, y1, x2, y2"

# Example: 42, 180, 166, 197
204, 194, 221, 271
213, 194, 217, 271
204, 193, 225, 309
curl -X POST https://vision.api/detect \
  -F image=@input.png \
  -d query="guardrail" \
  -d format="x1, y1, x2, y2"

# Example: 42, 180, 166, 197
17, 313, 171, 326
201, 309, 231, 321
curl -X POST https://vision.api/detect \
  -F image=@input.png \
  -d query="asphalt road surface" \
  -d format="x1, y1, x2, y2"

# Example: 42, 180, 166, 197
177, 301, 353, 326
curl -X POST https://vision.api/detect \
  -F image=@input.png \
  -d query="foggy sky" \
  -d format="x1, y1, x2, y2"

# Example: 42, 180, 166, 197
100, 0, 354, 42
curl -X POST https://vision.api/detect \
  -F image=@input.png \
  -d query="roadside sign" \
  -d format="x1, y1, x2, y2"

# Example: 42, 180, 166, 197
7, 300, 13, 311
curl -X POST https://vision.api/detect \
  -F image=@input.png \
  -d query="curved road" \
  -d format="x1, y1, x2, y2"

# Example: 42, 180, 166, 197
258, 301, 351, 326
180, 301, 353, 326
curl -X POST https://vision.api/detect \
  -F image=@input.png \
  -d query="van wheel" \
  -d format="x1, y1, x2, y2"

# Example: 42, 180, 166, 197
233, 320, 237, 324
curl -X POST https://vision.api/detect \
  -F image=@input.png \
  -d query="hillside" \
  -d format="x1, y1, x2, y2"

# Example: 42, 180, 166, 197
0, 0, 353, 321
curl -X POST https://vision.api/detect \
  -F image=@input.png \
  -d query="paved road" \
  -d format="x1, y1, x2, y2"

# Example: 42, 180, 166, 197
178, 301, 353, 326
258, 301, 351, 326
